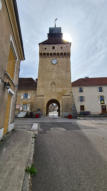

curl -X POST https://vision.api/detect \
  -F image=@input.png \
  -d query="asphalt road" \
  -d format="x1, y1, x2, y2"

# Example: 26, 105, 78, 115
32, 119, 107, 191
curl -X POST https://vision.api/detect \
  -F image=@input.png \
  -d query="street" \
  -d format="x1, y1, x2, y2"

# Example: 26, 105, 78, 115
26, 118, 107, 191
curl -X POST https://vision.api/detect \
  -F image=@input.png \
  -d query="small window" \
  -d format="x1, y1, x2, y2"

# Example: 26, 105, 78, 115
100, 96, 104, 104
79, 96, 84, 102
52, 46, 55, 49
79, 87, 83, 92
44, 47, 47, 50
80, 105, 85, 111
101, 105, 106, 113
98, 87, 103, 92
23, 104, 27, 111
23, 93, 28, 99
61, 47, 63, 49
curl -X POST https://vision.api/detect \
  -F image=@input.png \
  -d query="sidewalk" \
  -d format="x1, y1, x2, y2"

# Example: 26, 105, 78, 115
0, 129, 35, 191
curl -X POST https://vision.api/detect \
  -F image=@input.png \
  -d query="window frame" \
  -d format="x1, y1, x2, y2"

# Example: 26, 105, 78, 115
98, 87, 103, 92
79, 87, 83, 93
23, 104, 27, 111
80, 105, 85, 111
100, 95, 105, 104
79, 96, 84, 102
23, 93, 28, 99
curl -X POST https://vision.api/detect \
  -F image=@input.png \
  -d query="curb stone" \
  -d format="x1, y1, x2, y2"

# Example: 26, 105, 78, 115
22, 123, 39, 191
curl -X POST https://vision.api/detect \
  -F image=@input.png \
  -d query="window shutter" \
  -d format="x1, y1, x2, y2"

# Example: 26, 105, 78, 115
27, 104, 30, 111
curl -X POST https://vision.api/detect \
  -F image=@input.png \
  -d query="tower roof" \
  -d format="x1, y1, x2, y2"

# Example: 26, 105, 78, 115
39, 27, 70, 45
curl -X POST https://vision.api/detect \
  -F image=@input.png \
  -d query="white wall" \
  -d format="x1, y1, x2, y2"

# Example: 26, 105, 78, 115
72, 86, 107, 114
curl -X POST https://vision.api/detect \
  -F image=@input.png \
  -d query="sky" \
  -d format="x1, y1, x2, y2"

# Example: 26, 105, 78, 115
17, 0, 107, 82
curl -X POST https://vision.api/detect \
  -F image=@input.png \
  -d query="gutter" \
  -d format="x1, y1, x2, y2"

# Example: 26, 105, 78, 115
12, 0, 25, 59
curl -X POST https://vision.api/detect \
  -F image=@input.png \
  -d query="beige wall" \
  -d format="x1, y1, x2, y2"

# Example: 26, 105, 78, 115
72, 86, 107, 114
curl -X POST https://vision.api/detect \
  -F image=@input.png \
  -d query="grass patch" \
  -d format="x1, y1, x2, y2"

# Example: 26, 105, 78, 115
25, 164, 37, 176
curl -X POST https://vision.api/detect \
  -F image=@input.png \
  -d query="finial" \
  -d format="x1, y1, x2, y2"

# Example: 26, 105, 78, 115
54, 18, 58, 27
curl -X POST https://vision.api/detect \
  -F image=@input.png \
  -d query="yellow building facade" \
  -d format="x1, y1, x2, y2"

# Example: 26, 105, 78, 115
16, 78, 37, 115
0, 0, 24, 139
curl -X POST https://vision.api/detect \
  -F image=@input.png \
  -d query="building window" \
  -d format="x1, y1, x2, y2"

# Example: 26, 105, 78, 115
52, 46, 55, 49
100, 96, 104, 104
98, 87, 103, 92
23, 93, 28, 99
79, 96, 84, 102
80, 105, 85, 111
101, 105, 106, 113
79, 87, 83, 92
23, 104, 27, 111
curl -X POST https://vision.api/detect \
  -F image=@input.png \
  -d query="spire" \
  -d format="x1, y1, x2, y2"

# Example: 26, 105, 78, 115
54, 18, 58, 27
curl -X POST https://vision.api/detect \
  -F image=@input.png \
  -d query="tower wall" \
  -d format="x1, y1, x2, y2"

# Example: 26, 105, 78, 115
35, 27, 72, 117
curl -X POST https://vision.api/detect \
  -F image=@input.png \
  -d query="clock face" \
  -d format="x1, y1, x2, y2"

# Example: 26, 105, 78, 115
51, 59, 57, 65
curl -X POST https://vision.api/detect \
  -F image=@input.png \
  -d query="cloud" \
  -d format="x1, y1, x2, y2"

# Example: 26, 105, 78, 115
17, 0, 107, 81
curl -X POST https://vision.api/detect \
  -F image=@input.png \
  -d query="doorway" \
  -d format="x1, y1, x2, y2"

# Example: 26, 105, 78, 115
101, 105, 106, 114
46, 99, 60, 117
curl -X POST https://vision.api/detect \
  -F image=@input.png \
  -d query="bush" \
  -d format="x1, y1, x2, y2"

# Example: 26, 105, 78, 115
25, 164, 37, 176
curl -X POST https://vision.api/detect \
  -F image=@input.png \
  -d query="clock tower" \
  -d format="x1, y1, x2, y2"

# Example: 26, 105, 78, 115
35, 26, 72, 116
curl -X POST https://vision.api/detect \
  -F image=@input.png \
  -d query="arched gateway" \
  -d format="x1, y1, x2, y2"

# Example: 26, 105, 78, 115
46, 99, 60, 116
34, 25, 72, 117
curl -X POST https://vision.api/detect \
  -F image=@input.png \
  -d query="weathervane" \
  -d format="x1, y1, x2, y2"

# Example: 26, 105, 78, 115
54, 18, 58, 27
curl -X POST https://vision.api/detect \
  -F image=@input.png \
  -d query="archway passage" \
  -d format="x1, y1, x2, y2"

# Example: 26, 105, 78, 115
46, 99, 60, 117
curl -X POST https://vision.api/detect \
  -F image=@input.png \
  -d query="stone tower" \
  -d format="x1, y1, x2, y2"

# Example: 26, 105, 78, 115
35, 26, 72, 117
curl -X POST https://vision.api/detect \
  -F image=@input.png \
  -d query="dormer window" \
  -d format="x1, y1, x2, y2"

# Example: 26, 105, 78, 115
98, 87, 103, 92
79, 87, 83, 92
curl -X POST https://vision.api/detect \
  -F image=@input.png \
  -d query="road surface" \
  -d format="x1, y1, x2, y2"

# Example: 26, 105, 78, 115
29, 118, 107, 191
